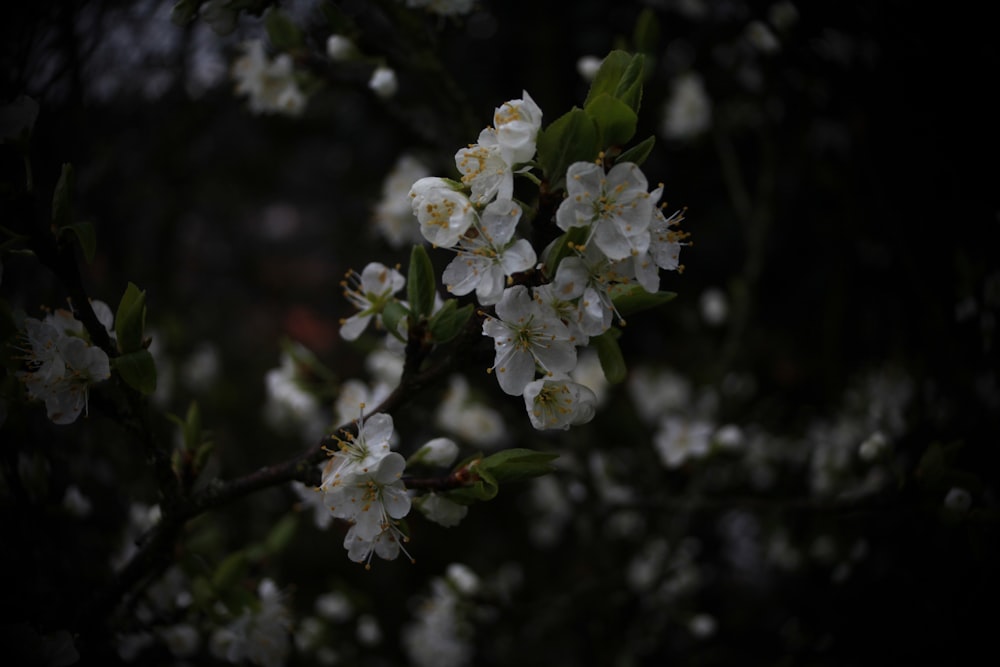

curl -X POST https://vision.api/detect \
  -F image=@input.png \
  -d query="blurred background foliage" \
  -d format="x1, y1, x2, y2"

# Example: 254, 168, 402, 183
2, 0, 998, 665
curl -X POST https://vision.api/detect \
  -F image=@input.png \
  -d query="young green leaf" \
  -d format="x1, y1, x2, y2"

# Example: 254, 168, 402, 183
114, 282, 147, 353
381, 300, 409, 341
614, 53, 645, 113
114, 349, 157, 395
478, 448, 559, 482
428, 299, 473, 343
609, 283, 677, 318
616, 135, 656, 166
592, 329, 627, 384
407, 244, 436, 318
583, 50, 632, 108
633, 8, 661, 55
584, 93, 639, 149
536, 107, 599, 191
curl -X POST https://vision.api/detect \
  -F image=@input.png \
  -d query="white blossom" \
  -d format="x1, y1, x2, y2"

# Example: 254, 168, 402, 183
492, 90, 543, 165
556, 161, 655, 261
441, 199, 536, 306
409, 177, 477, 248
17, 315, 111, 425
523, 376, 597, 430
482, 285, 577, 396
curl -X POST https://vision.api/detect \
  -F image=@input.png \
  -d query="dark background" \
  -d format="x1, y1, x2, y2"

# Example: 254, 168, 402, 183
2, 1, 998, 665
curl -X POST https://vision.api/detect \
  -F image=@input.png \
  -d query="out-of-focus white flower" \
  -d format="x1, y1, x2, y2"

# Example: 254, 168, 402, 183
653, 416, 714, 468
62, 484, 92, 517
700, 287, 729, 325
745, 20, 780, 53
356, 614, 382, 646
858, 430, 889, 462
373, 154, 430, 249
334, 378, 393, 426
435, 375, 506, 448
232, 40, 306, 116
402, 567, 474, 667
316, 591, 354, 622
689, 613, 717, 639
445, 563, 479, 595
292, 479, 333, 530
264, 347, 326, 439
210, 579, 291, 667
944, 487, 972, 512
714, 423, 744, 450
158, 624, 199, 658
326, 34, 355, 61
628, 367, 692, 424
660, 72, 712, 140
416, 492, 469, 527
576, 55, 603, 81
368, 66, 398, 99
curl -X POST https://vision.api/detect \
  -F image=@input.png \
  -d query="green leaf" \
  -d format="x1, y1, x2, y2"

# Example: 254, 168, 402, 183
592, 329, 627, 384
51, 163, 74, 228
609, 283, 677, 318
381, 300, 409, 341
428, 300, 473, 343
583, 50, 632, 108
263, 513, 298, 555
114, 282, 147, 353
633, 8, 660, 54
264, 9, 302, 50
444, 464, 499, 505
114, 349, 157, 395
212, 551, 249, 592
584, 93, 638, 149
407, 244, 436, 319
616, 135, 656, 167
60, 222, 96, 264
614, 53, 645, 113
478, 448, 559, 482
536, 107, 599, 191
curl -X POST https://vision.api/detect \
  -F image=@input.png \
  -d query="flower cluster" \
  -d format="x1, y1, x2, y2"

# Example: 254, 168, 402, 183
318, 410, 413, 567
404, 91, 688, 430
16, 306, 113, 424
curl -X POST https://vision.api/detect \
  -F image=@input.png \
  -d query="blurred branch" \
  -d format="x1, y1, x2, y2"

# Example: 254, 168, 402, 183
75, 305, 485, 641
